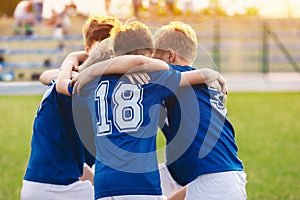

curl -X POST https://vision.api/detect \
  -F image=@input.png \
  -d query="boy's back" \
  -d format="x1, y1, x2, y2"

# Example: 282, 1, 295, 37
71, 20, 182, 199
24, 81, 85, 185
74, 70, 181, 199
162, 64, 243, 186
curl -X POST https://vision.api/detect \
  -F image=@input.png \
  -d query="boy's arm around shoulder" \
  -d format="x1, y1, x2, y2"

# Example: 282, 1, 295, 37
78, 55, 169, 76
179, 68, 228, 96
56, 51, 87, 96
39, 69, 60, 85
74, 55, 169, 95
168, 186, 186, 200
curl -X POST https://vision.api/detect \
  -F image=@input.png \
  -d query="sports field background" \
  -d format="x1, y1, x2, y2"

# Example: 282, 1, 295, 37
1, 92, 300, 200
0, 10, 300, 200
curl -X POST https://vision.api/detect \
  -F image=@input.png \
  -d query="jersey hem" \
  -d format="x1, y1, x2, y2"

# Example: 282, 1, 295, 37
24, 176, 79, 186
169, 166, 244, 185
95, 189, 162, 199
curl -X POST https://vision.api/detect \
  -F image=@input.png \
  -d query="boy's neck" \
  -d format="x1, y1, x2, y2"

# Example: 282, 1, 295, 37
172, 59, 191, 67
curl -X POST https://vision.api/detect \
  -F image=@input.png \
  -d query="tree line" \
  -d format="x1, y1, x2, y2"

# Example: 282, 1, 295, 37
0, 0, 20, 17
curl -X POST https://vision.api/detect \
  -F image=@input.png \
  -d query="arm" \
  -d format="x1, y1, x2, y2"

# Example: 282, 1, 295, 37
78, 55, 169, 75
73, 55, 169, 94
168, 186, 186, 200
39, 69, 60, 85
125, 72, 150, 85
39, 51, 87, 86
79, 163, 94, 185
179, 68, 228, 95
40, 68, 78, 86
56, 51, 88, 96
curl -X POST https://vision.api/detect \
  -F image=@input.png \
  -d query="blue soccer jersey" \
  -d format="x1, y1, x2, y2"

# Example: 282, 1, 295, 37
161, 64, 244, 186
24, 81, 93, 185
73, 70, 181, 199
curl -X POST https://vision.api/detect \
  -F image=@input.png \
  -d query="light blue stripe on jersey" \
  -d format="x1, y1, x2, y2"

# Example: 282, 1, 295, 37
162, 64, 244, 186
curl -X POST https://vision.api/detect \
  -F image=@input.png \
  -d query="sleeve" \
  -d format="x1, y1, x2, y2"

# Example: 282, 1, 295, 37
84, 146, 95, 167
149, 70, 181, 100
68, 82, 73, 96
72, 78, 99, 159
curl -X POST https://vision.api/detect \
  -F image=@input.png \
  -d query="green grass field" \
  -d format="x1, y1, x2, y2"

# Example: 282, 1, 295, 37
0, 92, 300, 200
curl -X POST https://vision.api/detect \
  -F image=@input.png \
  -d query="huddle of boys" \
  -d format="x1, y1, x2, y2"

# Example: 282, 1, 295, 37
21, 15, 247, 200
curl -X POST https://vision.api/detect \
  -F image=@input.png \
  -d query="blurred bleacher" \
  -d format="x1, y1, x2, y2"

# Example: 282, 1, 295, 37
0, 34, 83, 81
0, 17, 84, 81
0, 16, 299, 82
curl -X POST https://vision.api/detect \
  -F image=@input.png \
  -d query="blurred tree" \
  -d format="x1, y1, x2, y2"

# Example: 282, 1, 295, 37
208, 0, 225, 16
0, 0, 20, 17
209, 0, 219, 13
245, 7, 259, 16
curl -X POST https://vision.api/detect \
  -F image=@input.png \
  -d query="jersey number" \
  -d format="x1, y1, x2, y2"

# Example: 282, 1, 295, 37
95, 81, 143, 136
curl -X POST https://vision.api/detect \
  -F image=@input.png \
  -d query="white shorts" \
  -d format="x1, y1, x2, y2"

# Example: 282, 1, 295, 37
97, 195, 165, 200
185, 171, 247, 200
158, 163, 183, 198
20, 179, 94, 200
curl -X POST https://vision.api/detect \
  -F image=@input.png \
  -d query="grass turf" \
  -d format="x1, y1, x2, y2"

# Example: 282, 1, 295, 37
0, 92, 299, 199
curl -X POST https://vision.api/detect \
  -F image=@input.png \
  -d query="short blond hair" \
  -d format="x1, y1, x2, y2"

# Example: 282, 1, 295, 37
154, 21, 197, 64
82, 16, 122, 48
79, 38, 113, 71
113, 21, 154, 56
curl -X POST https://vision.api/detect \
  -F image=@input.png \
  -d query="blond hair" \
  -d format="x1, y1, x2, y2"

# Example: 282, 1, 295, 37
154, 21, 197, 64
113, 21, 154, 56
82, 16, 122, 49
79, 38, 113, 71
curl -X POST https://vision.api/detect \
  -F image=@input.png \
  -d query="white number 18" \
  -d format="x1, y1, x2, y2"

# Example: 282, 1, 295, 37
95, 81, 144, 136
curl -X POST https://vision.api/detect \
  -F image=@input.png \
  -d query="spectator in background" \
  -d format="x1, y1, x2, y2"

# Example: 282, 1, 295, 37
105, 0, 112, 14
48, 3, 77, 38
13, 0, 36, 36
132, 0, 142, 18
165, 0, 175, 14
0, 50, 4, 70
33, 0, 44, 23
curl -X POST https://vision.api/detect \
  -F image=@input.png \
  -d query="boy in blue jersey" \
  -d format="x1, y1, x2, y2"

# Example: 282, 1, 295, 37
69, 21, 227, 200
152, 21, 247, 200
20, 54, 95, 200
20, 16, 122, 200
59, 38, 175, 200
88, 21, 179, 200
